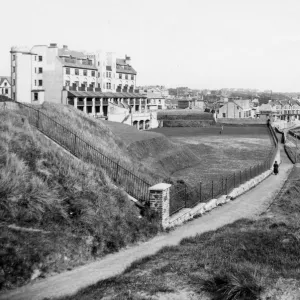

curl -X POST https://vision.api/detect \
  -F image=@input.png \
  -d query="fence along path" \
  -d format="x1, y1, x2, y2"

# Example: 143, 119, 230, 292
170, 124, 279, 215
16, 102, 151, 203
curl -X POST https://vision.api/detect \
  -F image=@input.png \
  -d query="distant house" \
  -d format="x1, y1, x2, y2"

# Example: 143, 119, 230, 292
259, 99, 300, 122
178, 98, 204, 110
216, 99, 253, 118
146, 92, 166, 110
0, 76, 11, 98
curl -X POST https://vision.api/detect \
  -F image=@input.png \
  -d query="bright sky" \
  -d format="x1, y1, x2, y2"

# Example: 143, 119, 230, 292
1, 0, 300, 92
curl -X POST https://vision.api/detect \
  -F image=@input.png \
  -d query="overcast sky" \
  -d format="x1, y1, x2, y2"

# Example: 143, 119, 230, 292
1, 0, 300, 92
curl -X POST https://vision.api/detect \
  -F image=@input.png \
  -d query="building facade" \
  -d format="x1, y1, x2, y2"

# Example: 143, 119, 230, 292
216, 99, 253, 118
11, 44, 139, 104
259, 99, 300, 121
0, 77, 11, 98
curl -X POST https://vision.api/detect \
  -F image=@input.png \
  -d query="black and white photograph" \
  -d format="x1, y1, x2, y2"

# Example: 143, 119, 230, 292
1, 0, 300, 299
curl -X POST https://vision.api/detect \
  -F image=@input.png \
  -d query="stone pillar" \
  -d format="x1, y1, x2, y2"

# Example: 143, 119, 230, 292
83, 98, 87, 114
133, 99, 136, 112
100, 98, 103, 115
149, 183, 171, 229
92, 98, 95, 116
74, 97, 78, 109
143, 120, 146, 130
139, 98, 142, 112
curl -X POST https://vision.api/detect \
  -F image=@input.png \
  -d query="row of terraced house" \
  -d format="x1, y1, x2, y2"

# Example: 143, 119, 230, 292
9, 43, 167, 129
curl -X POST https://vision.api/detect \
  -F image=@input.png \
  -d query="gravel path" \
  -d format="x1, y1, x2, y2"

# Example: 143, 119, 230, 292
0, 137, 293, 300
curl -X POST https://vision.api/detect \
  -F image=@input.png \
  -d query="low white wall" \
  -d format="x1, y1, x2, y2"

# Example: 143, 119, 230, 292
166, 168, 273, 228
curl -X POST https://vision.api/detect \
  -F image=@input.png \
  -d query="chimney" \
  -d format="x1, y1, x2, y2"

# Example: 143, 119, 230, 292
125, 55, 131, 65
63, 45, 68, 50
49, 43, 57, 47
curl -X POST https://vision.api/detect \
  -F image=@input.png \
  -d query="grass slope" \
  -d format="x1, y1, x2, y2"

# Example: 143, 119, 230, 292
29, 103, 202, 184
56, 167, 300, 300
0, 111, 160, 290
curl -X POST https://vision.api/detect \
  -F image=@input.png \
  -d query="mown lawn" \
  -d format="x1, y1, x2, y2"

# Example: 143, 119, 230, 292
56, 166, 300, 300
151, 126, 273, 186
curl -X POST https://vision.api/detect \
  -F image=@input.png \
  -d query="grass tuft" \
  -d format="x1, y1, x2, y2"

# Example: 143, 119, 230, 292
201, 268, 263, 300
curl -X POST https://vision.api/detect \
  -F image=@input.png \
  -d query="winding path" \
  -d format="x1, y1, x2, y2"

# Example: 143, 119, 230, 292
0, 135, 293, 300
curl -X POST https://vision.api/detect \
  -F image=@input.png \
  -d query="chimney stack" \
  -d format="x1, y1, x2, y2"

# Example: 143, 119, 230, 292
63, 45, 68, 50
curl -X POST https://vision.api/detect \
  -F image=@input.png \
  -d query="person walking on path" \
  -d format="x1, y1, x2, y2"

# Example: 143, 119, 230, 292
220, 125, 224, 135
273, 161, 279, 175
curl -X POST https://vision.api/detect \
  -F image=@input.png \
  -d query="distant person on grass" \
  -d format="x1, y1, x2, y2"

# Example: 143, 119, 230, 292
273, 161, 279, 175
220, 125, 223, 135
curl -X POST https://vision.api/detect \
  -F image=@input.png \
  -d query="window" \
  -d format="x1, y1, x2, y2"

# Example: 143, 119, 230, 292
131, 75, 134, 80
12, 67, 15, 73
66, 68, 70, 75
75, 69, 79, 75
13, 92, 15, 99
106, 82, 111, 89
35, 56, 37, 61
34, 93, 38, 101
38, 67, 43, 74
38, 56, 43, 62
239, 112, 241, 118
98, 62, 100, 66
65, 80, 70, 86
119, 73, 122, 79
91, 71, 95, 77
82, 81, 87, 87
35, 80, 37, 86
106, 72, 111, 78
4, 82, 7, 86
125, 74, 128, 80
12, 55, 15, 61
98, 72, 100, 77
75, 81, 79, 87
13, 79, 15, 85
35, 67, 37, 73
83, 70, 87, 76
38, 80, 43, 86
222, 113, 226, 118
5, 89, 8, 94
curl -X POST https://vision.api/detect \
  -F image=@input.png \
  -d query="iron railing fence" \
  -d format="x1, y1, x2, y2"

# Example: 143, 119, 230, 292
15, 102, 151, 203
170, 124, 279, 215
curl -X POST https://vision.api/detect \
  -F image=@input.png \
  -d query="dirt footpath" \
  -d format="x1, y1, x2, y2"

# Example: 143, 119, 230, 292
0, 143, 293, 300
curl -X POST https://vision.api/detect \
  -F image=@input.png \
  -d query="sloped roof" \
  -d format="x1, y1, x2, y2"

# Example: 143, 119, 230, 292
58, 48, 87, 59
0, 76, 11, 85
116, 65, 137, 75
58, 58, 97, 70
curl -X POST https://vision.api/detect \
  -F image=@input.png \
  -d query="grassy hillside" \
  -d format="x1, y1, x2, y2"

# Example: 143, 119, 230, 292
0, 110, 160, 290
26, 103, 202, 184
57, 168, 300, 300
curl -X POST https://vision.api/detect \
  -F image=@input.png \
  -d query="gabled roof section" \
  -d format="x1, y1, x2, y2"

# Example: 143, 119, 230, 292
116, 58, 137, 75
0, 76, 11, 86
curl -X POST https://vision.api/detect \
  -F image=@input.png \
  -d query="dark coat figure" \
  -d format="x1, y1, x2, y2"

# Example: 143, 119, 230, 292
273, 161, 279, 175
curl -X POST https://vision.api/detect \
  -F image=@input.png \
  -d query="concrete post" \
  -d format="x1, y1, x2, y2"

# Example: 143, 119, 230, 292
100, 98, 103, 115
74, 97, 78, 109
149, 183, 171, 229
83, 98, 87, 114
92, 98, 95, 116
133, 99, 136, 112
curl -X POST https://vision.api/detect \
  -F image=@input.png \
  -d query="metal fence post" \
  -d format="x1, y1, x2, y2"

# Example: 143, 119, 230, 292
225, 177, 228, 194
199, 181, 202, 202
184, 185, 187, 207
74, 133, 77, 156
36, 110, 40, 128
233, 172, 236, 188
115, 162, 119, 182
221, 177, 224, 193
240, 170, 242, 184
211, 180, 214, 199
